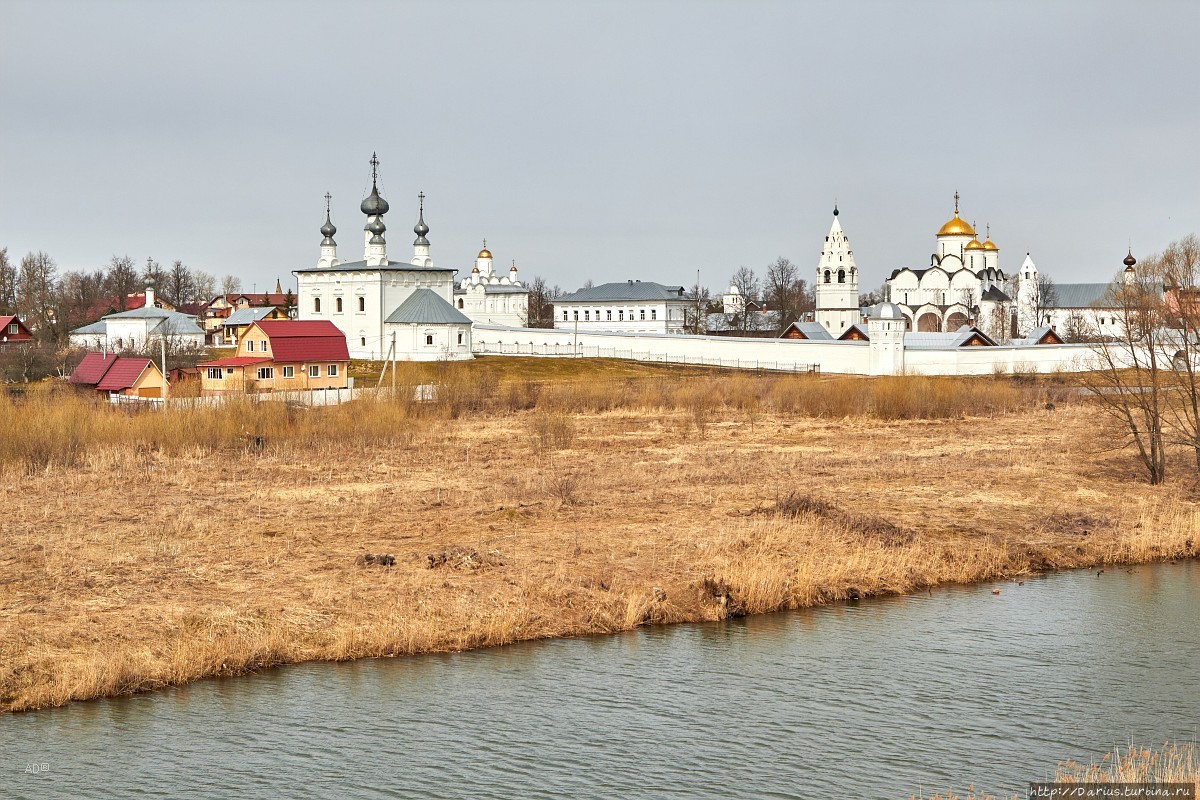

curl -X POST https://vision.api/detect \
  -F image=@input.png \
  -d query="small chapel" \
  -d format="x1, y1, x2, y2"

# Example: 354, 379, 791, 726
294, 155, 473, 361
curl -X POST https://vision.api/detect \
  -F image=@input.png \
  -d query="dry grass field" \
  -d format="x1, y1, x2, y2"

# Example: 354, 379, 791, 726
2, 360, 1198, 714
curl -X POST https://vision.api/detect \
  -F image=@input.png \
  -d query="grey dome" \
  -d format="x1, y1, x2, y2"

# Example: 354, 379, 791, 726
361, 187, 390, 216
871, 301, 903, 320
366, 218, 386, 236
414, 218, 429, 237
320, 216, 336, 238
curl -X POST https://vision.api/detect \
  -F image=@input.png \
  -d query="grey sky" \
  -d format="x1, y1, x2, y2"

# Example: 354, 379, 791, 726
2, 0, 1197, 296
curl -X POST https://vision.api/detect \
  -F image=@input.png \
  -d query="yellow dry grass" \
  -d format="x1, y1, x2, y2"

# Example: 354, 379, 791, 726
1, 367, 1197, 714
913, 741, 1200, 799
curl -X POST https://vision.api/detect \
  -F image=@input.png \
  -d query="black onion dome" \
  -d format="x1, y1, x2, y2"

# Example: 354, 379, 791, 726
361, 186, 390, 216
1123, 249, 1137, 268
367, 217, 386, 236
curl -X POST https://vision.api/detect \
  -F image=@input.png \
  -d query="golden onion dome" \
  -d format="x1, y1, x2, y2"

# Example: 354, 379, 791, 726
478, 248, 492, 259
982, 239, 998, 251
965, 237, 985, 250
937, 214, 976, 237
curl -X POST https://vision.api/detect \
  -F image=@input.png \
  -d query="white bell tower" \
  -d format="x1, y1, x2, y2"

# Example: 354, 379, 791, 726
815, 205, 860, 333
1016, 253, 1040, 334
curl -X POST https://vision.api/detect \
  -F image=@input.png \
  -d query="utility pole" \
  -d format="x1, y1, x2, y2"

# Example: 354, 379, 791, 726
391, 331, 397, 392
573, 315, 578, 357
160, 336, 168, 403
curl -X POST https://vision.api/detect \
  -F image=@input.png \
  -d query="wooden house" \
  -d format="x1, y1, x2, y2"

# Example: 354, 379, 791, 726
68, 352, 168, 399
198, 320, 349, 394
0, 315, 34, 347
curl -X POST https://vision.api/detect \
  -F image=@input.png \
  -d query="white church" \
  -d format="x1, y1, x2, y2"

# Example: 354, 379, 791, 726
814, 195, 1014, 340
453, 240, 529, 327
295, 156, 473, 361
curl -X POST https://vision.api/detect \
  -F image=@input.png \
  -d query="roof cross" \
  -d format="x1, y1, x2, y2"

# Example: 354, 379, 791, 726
324, 192, 332, 214
369, 152, 379, 186
954, 190, 960, 215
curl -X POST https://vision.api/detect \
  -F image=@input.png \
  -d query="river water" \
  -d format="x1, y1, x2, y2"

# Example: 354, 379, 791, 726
3, 562, 1198, 799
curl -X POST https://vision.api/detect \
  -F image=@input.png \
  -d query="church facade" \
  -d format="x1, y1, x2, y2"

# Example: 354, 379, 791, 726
883, 195, 1013, 338
453, 242, 529, 326
294, 157, 473, 362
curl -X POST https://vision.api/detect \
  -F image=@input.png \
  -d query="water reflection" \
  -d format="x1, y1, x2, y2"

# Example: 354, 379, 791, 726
3, 562, 1198, 800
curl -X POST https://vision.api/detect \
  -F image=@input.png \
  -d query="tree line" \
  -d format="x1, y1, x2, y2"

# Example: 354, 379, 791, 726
0, 247, 244, 347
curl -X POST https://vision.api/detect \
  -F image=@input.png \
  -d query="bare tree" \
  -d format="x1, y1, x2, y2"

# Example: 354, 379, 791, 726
1035, 273, 1059, 329
764, 256, 809, 331
16, 251, 61, 344
191, 269, 217, 302
1154, 234, 1200, 470
162, 260, 194, 306
220, 274, 242, 295
105, 255, 140, 310
57, 269, 107, 332
1082, 265, 1169, 484
729, 266, 759, 333
0, 248, 15, 314
523, 275, 557, 328
682, 278, 710, 334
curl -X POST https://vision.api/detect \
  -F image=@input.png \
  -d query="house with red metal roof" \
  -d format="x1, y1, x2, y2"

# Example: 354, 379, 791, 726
198, 319, 349, 394
0, 315, 34, 347
68, 352, 167, 400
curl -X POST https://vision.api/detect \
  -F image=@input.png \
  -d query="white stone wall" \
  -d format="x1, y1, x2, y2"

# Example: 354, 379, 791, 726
473, 324, 1108, 376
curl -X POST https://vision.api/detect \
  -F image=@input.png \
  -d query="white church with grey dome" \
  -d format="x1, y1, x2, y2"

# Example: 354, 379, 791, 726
295, 155, 475, 361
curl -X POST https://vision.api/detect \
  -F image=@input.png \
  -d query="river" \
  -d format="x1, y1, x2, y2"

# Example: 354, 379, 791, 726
3, 562, 1198, 799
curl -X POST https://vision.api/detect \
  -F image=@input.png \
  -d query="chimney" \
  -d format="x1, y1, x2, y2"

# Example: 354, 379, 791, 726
1051, 324, 1057, 332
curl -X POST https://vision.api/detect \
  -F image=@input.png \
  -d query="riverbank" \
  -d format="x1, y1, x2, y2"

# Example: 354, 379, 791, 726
2, 369, 1198, 713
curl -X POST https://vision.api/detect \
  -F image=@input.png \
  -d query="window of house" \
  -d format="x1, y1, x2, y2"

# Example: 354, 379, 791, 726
257, 367, 274, 380
619, 310, 624, 321
573, 310, 579, 321
358, 297, 365, 312
309, 365, 319, 378
6, 323, 16, 335
282, 365, 295, 378
639, 309, 645, 320
563, 310, 568, 321
207, 368, 223, 380
457, 331, 463, 345
328, 364, 338, 377
260, 340, 267, 351
651, 310, 657, 320
336, 297, 343, 313
226, 368, 234, 375
314, 298, 321, 313
458, 298, 464, 309
584, 311, 590, 321
246, 340, 254, 352
425, 334, 434, 345
360, 337, 366, 347
606, 310, 612, 321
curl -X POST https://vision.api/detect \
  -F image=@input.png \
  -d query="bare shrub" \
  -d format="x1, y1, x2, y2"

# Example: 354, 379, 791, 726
527, 409, 576, 451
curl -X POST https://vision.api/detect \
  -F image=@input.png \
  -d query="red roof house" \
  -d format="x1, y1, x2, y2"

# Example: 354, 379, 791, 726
198, 320, 349, 394
0, 315, 34, 346
69, 352, 167, 399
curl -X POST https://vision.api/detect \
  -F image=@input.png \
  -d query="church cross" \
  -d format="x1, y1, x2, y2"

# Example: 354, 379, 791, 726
324, 192, 332, 214
418, 191, 425, 213
954, 190, 960, 215
369, 152, 379, 184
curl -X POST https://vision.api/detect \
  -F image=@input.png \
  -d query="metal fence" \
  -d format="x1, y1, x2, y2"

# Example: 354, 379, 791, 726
473, 341, 819, 373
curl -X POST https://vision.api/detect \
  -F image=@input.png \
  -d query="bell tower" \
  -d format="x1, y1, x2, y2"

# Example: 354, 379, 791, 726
814, 205, 859, 333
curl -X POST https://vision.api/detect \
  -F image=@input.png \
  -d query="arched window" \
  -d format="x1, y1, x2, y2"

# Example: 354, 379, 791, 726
360, 337, 366, 347
313, 297, 321, 313
425, 334, 433, 345
457, 298, 464, 309
837, 270, 845, 284
358, 297, 365, 312
335, 297, 343, 313
824, 270, 831, 284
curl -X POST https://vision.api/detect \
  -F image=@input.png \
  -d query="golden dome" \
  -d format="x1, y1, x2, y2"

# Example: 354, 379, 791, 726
965, 237, 985, 250
937, 214, 976, 237
982, 239, 998, 251
478, 248, 492, 259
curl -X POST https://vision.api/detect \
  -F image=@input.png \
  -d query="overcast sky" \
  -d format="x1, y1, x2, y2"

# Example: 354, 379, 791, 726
2, 0, 1197, 296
